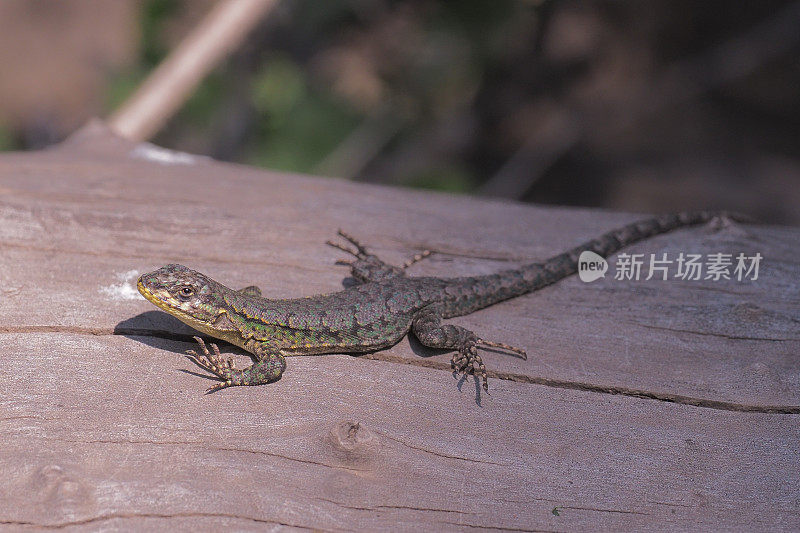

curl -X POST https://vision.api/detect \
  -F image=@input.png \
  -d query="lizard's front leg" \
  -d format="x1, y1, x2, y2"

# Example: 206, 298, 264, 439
237, 285, 262, 297
411, 306, 526, 392
327, 230, 431, 284
186, 337, 286, 392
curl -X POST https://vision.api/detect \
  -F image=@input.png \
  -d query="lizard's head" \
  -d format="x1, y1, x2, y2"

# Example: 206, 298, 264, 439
137, 264, 225, 326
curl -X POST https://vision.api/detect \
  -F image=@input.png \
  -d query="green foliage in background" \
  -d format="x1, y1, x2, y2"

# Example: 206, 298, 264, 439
0, 124, 14, 152
248, 55, 361, 172
104, 0, 535, 193
104, 0, 182, 116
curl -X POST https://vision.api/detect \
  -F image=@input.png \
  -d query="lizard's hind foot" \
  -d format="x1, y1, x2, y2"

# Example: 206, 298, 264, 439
412, 307, 527, 392
451, 339, 526, 392
451, 343, 490, 392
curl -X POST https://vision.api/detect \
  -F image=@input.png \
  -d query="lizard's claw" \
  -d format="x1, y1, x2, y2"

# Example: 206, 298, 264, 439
477, 338, 528, 360
336, 229, 369, 255
326, 239, 359, 258
451, 344, 489, 392
186, 336, 239, 392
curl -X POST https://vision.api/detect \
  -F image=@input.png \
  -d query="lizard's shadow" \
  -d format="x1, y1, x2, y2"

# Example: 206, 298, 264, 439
115, 311, 200, 353
119, 311, 485, 403
340, 276, 360, 289
406, 336, 485, 406
115, 311, 253, 382
406, 334, 448, 359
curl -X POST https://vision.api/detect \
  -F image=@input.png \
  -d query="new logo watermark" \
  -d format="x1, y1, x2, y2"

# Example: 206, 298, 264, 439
578, 251, 608, 282
578, 251, 762, 283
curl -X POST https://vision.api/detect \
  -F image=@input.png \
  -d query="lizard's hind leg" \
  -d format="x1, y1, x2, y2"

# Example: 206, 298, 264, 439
411, 306, 526, 392
327, 229, 432, 284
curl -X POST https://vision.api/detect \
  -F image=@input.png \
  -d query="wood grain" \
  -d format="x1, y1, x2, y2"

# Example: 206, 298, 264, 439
0, 121, 797, 530
2, 334, 798, 531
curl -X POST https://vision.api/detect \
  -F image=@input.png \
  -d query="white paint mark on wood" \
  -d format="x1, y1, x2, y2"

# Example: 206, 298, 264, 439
99, 270, 143, 300
128, 143, 201, 165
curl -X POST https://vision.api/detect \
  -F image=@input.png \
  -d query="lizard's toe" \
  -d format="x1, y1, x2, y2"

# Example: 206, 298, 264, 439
205, 379, 234, 394
187, 349, 216, 373
451, 345, 489, 392
186, 337, 242, 385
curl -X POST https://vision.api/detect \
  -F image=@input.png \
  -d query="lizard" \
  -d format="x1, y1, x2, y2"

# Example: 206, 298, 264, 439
137, 211, 737, 393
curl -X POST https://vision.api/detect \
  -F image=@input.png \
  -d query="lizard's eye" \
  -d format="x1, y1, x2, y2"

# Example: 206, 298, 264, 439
177, 286, 195, 299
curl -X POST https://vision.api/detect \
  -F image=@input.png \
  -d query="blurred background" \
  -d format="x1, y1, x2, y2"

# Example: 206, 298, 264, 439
0, 0, 797, 223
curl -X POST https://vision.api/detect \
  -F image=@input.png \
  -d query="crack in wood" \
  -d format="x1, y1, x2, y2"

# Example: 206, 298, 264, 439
559, 505, 649, 515
0, 512, 313, 530
634, 322, 798, 342
438, 521, 551, 532
317, 497, 475, 515
375, 431, 508, 466
364, 351, 800, 414
41, 436, 367, 474
5, 326, 799, 414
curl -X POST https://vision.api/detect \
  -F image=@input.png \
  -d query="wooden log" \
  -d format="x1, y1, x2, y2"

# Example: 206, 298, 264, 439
1, 334, 798, 531
0, 120, 797, 530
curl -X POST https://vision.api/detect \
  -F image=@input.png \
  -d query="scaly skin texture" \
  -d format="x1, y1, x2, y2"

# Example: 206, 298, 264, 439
137, 211, 732, 392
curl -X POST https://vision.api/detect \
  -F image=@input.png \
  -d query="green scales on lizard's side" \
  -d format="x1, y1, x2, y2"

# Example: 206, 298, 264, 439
138, 211, 737, 393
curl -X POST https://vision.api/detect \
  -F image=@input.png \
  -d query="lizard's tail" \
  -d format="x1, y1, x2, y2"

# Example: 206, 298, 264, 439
440, 211, 746, 318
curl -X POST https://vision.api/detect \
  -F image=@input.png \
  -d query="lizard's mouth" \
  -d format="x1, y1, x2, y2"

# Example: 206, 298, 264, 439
137, 278, 177, 314
137, 278, 158, 303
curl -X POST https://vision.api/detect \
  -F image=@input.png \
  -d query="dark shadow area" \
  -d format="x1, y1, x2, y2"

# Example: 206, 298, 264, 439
406, 333, 448, 359
114, 311, 237, 354
339, 276, 360, 289
456, 372, 485, 407
408, 334, 485, 406
116, 311, 263, 393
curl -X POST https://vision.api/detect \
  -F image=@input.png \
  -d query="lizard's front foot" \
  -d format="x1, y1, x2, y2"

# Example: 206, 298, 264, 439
186, 336, 288, 393
186, 336, 242, 392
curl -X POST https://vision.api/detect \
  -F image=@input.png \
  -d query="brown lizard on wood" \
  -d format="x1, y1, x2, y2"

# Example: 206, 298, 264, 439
138, 211, 738, 392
